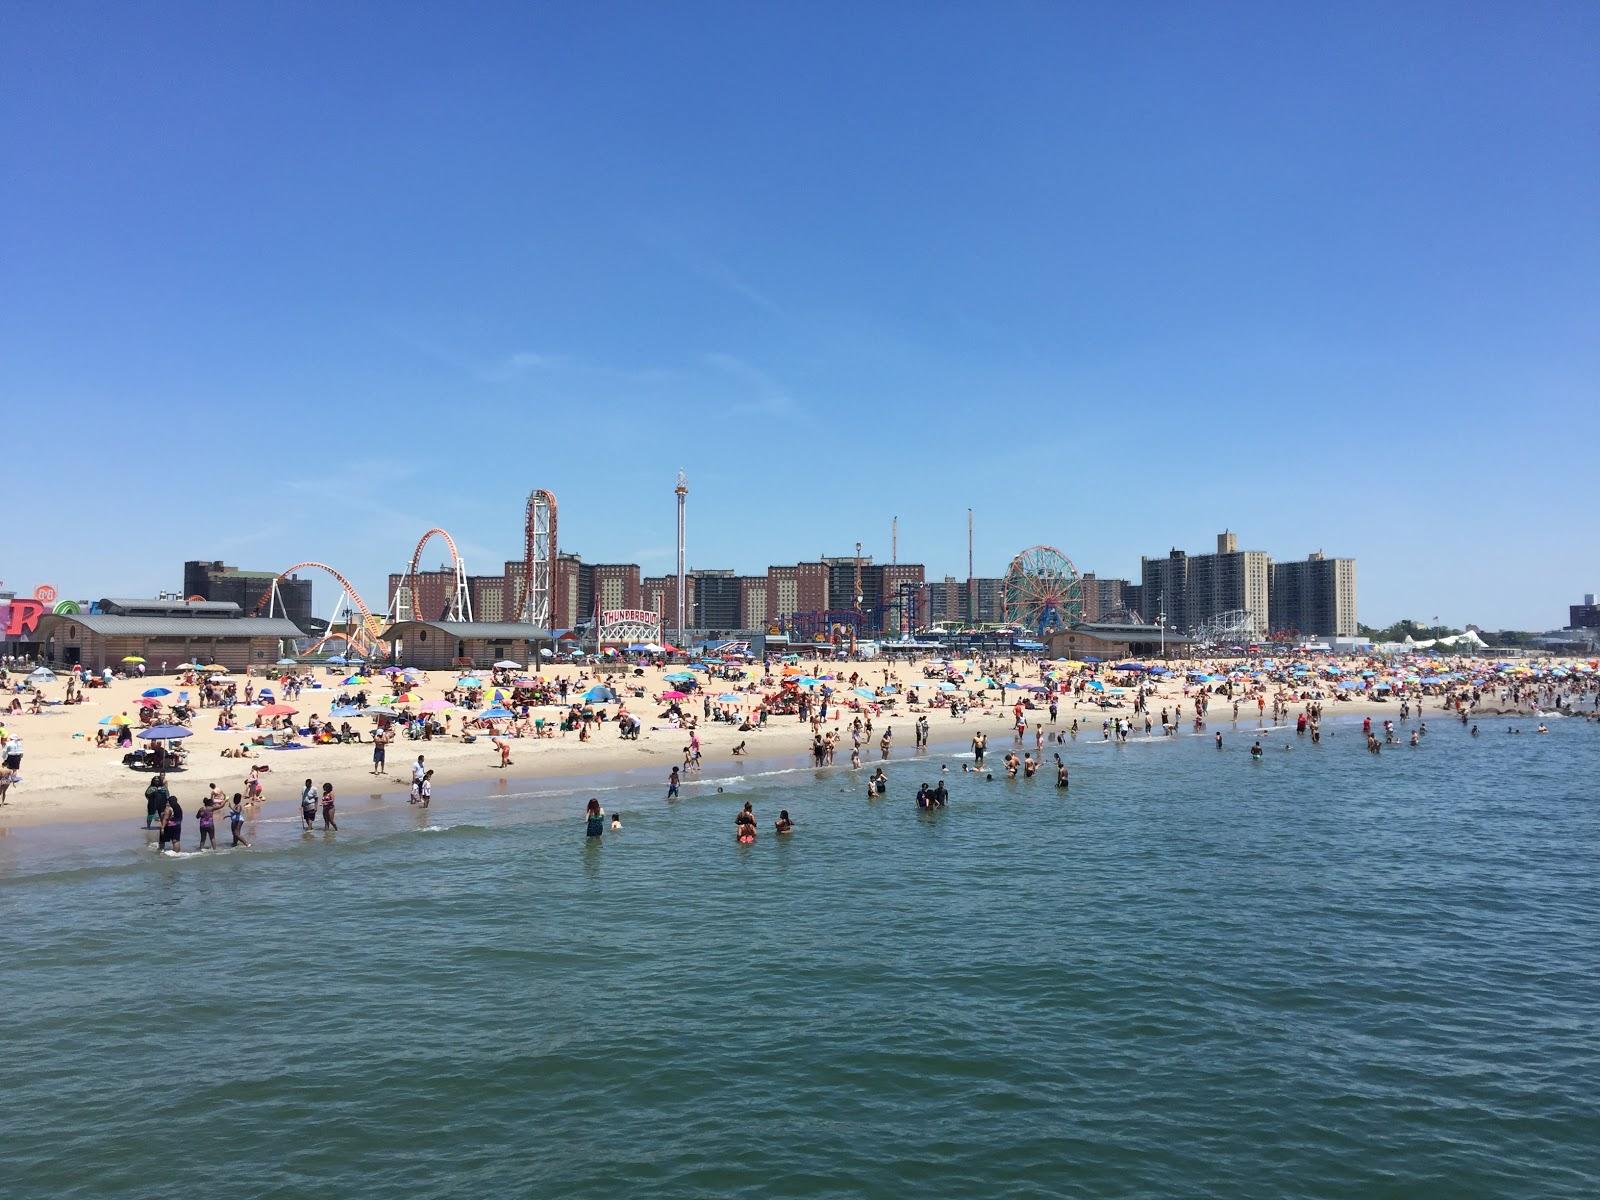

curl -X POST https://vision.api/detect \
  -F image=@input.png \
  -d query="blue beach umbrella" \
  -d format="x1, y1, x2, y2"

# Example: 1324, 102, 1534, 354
583, 687, 615, 703
141, 687, 171, 698
853, 687, 876, 699
327, 655, 348, 665
1086, 680, 1105, 691
478, 705, 515, 720
457, 676, 482, 688
139, 724, 193, 740
664, 672, 694, 683
717, 693, 741, 703
937, 681, 957, 691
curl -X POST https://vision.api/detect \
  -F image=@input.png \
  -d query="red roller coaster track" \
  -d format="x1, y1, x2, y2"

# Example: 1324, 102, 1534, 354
398, 527, 469, 621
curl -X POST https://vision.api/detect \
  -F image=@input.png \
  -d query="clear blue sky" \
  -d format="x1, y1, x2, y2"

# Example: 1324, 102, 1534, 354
3, 3, 1595, 630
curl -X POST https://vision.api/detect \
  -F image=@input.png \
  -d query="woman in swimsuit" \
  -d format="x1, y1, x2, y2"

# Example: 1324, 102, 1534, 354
735, 802, 757, 843
585, 797, 604, 838
196, 793, 222, 850
320, 782, 338, 830
160, 796, 183, 852
227, 792, 250, 847
774, 809, 793, 834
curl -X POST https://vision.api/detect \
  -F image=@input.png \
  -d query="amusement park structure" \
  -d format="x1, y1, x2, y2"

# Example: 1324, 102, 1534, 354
255, 562, 386, 659
512, 489, 558, 627
386, 527, 472, 624
1192, 608, 1261, 646
1002, 545, 1085, 636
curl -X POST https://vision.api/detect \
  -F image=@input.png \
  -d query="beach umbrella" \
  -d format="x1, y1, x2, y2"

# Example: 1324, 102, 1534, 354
258, 703, 297, 716
1082, 656, 1101, 664
139, 724, 193, 740
478, 705, 515, 720
853, 687, 876, 699
202, 664, 228, 672
329, 705, 361, 717
419, 699, 451, 712
457, 676, 482, 688
937, 681, 957, 691
140, 687, 171, 698
664, 671, 694, 683
362, 706, 399, 717
28, 667, 56, 681
175, 662, 197, 669
121, 655, 146, 664
661, 689, 687, 700
718, 693, 740, 702
583, 686, 615, 703
276, 657, 298, 666
493, 660, 522, 669
106, 712, 132, 725
1086, 680, 1105, 692
327, 655, 348, 665
538, 647, 554, 657
340, 675, 367, 686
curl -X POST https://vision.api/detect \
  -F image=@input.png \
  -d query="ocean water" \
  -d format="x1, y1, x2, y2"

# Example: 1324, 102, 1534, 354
3, 715, 1598, 1199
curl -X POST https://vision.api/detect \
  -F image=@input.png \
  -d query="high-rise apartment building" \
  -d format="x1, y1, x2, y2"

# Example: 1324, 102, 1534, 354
692, 569, 741, 630
1140, 531, 1270, 635
1270, 552, 1358, 637
1079, 573, 1137, 622
739, 576, 769, 630
969, 577, 1004, 625
186, 561, 312, 630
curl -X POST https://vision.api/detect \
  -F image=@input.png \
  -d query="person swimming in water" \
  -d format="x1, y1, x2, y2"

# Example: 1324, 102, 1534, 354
1250, 740, 1263, 759
916, 783, 931, 809
735, 801, 757, 842
1055, 757, 1069, 790
610, 811, 622, 831
774, 809, 793, 834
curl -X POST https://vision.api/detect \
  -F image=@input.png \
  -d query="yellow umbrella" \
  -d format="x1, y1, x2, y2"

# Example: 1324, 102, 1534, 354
108, 713, 131, 726
202, 664, 228, 672
122, 655, 146, 663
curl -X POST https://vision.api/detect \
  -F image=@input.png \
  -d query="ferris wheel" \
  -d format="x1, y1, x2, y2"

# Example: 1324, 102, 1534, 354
1003, 545, 1084, 635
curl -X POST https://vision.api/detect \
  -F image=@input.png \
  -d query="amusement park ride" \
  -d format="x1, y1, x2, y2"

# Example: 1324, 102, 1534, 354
256, 487, 563, 661
1002, 545, 1085, 637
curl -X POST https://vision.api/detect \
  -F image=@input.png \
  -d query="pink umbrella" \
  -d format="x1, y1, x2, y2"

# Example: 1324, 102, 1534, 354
661, 690, 687, 700
419, 699, 451, 712
258, 703, 298, 716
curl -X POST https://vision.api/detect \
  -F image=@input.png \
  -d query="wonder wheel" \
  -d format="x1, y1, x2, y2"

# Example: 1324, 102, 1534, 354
1002, 545, 1083, 635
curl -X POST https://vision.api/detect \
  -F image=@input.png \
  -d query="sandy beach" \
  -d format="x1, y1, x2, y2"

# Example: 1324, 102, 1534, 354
3, 652, 1585, 835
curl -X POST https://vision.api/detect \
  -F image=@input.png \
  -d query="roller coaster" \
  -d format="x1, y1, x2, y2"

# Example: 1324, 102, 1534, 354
256, 489, 560, 661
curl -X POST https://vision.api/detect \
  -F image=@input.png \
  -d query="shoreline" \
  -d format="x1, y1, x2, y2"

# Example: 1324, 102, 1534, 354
2, 654, 1583, 840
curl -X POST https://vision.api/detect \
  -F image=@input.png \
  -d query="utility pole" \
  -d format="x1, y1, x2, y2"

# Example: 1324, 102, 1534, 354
966, 508, 975, 626
1159, 591, 1166, 658
891, 516, 898, 565
675, 471, 688, 654
852, 540, 863, 655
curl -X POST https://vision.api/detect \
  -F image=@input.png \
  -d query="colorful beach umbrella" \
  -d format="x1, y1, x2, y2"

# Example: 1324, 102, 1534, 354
141, 687, 171, 698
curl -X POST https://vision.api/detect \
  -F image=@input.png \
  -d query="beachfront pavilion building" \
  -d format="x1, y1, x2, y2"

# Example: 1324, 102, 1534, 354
1045, 622, 1194, 661
378, 620, 553, 671
34, 599, 304, 672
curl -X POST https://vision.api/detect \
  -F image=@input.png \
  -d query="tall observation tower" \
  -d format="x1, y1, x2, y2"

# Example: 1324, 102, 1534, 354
675, 471, 688, 652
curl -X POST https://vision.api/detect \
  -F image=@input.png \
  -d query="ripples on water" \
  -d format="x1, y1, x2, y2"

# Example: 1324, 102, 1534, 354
2, 717, 1597, 1198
